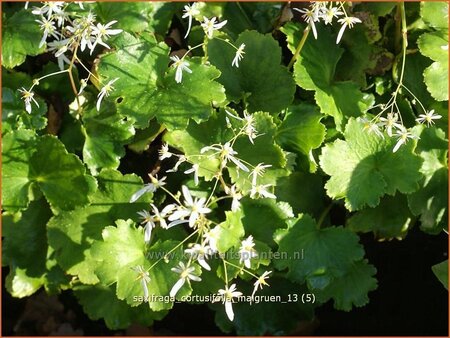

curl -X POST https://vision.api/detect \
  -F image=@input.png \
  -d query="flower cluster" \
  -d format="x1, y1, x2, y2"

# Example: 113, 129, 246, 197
361, 90, 441, 152
293, 1, 362, 43
130, 109, 276, 321
169, 4, 245, 84
19, 1, 123, 114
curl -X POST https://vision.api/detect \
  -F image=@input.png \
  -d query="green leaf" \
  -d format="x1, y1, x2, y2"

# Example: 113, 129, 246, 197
418, 31, 449, 101
421, 2, 449, 29
29, 135, 97, 210
5, 267, 45, 298
47, 169, 151, 284
74, 284, 167, 330
128, 120, 164, 153
165, 110, 288, 192
275, 104, 326, 155
319, 118, 423, 211
95, 2, 155, 33
355, 3, 396, 17
212, 277, 315, 335
431, 260, 448, 290
347, 194, 413, 240
2, 129, 38, 211
335, 24, 393, 87
2, 9, 46, 69
214, 210, 245, 253
98, 32, 226, 130
275, 172, 325, 219
285, 24, 374, 130
145, 240, 191, 310
274, 214, 365, 290
316, 260, 377, 311
208, 30, 295, 114
2, 87, 47, 133
227, 112, 289, 192
3, 199, 52, 277
81, 104, 135, 174
240, 198, 292, 247
91, 219, 149, 305
3, 199, 71, 297
408, 126, 448, 233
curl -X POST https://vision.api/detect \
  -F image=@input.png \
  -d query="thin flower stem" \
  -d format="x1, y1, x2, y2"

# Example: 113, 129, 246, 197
67, 42, 81, 110
223, 260, 258, 279
207, 195, 233, 207
182, 42, 205, 59
30, 69, 69, 90
236, 2, 253, 28
223, 260, 229, 285
215, 37, 239, 51
75, 55, 101, 82
392, 2, 407, 99
401, 84, 427, 114
287, 25, 310, 70
205, 176, 220, 207
160, 185, 182, 206
317, 203, 333, 229
147, 230, 199, 271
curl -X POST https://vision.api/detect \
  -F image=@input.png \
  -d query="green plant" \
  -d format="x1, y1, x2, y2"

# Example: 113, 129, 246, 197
2, 1, 448, 335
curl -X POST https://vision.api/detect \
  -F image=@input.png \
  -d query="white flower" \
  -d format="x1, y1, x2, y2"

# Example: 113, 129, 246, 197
379, 113, 403, 137
243, 112, 259, 143
232, 43, 245, 67
18, 88, 39, 114
168, 186, 212, 228
201, 142, 249, 172
218, 284, 242, 321
184, 163, 200, 186
225, 185, 242, 211
249, 163, 272, 186
393, 127, 417, 153
336, 16, 362, 44
203, 227, 220, 252
185, 244, 212, 271
138, 210, 154, 243
321, 7, 343, 25
170, 55, 192, 83
416, 110, 442, 127
32, 2, 65, 18
54, 10, 69, 27
159, 143, 173, 161
293, 7, 320, 39
91, 20, 123, 53
96, 78, 118, 111
130, 175, 166, 203
132, 265, 151, 299
36, 17, 60, 48
251, 271, 272, 299
201, 16, 227, 39
78, 79, 88, 95
47, 38, 71, 70
238, 235, 257, 269
360, 117, 384, 139
170, 262, 201, 297
250, 184, 276, 199
137, 204, 169, 243
225, 110, 258, 143
167, 155, 187, 173
182, 3, 200, 38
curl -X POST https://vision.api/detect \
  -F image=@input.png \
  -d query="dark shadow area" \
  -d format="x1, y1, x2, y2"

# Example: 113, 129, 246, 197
315, 226, 448, 336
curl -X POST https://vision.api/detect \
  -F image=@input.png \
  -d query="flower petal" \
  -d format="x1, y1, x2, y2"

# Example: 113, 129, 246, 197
169, 278, 186, 298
